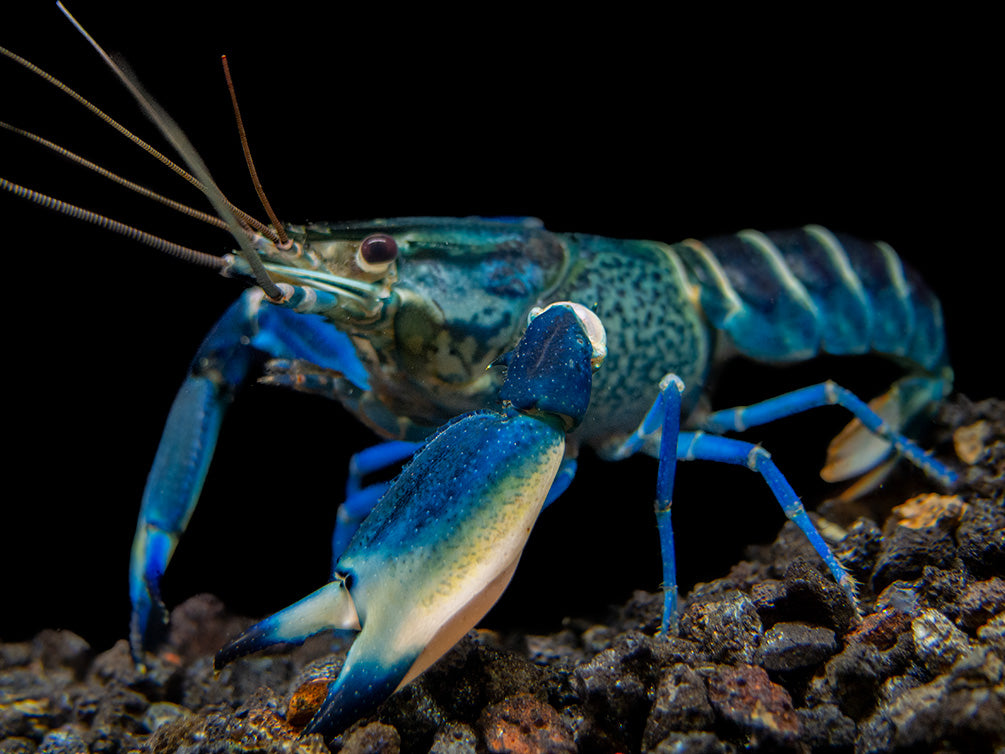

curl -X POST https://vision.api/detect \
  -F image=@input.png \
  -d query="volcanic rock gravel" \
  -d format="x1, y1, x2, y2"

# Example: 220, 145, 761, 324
2, 396, 1002, 753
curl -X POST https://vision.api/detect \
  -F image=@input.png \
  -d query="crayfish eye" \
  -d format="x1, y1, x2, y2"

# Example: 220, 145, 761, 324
356, 233, 398, 274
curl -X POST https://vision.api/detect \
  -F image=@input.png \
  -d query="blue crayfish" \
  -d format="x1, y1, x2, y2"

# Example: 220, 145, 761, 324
1, 8, 960, 742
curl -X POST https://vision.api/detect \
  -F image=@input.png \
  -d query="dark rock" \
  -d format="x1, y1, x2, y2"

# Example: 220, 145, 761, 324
808, 641, 893, 719
748, 560, 858, 635
341, 721, 401, 754
480, 645, 551, 705
874, 673, 922, 709
755, 622, 838, 673
796, 703, 855, 753
746, 519, 827, 577
846, 608, 912, 651
868, 646, 1005, 752
148, 696, 328, 754
0, 737, 36, 754
873, 579, 922, 616
87, 641, 179, 702
650, 731, 735, 753
378, 679, 447, 751
187, 653, 299, 711
833, 516, 884, 584
66, 680, 149, 752
0, 673, 61, 739
478, 694, 575, 754
911, 609, 971, 676
556, 704, 605, 753
915, 565, 970, 623
164, 594, 252, 666
612, 589, 664, 636
523, 630, 584, 670
642, 663, 715, 749
679, 591, 763, 664
957, 497, 1005, 578
31, 631, 91, 679
579, 625, 620, 655
0, 643, 32, 671
705, 664, 802, 750
977, 612, 1005, 657
283, 653, 345, 729
749, 578, 788, 625
871, 495, 964, 591
429, 721, 478, 754
854, 711, 895, 753
430, 634, 549, 722
788, 560, 859, 635
570, 632, 669, 750
949, 398, 1005, 500
958, 577, 1005, 631
36, 726, 88, 754
141, 700, 191, 733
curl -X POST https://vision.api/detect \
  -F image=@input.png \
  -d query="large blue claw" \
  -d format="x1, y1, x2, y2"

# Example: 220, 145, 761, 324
215, 303, 607, 740
216, 411, 566, 737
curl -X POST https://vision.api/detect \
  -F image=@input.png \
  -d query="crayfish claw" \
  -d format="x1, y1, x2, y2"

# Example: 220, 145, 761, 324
215, 578, 360, 671
128, 525, 176, 668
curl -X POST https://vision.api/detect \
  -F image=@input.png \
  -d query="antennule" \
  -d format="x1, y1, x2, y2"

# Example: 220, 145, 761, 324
0, 120, 229, 231
221, 56, 290, 248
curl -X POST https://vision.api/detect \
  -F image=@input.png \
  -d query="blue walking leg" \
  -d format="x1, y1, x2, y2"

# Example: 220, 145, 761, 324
346, 442, 426, 498
654, 376, 684, 635
604, 375, 686, 634
607, 373, 858, 635
543, 458, 577, 510
331, 441, 423, 565
702, 380, 957, 487
676, 430, 858, 608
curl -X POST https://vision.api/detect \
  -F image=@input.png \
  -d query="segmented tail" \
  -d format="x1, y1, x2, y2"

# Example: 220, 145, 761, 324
673, 225, 952, 484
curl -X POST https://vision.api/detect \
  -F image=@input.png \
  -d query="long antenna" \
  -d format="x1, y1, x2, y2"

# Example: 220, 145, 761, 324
1, 176, 226, 269
0, 44, 277, 242
55, 2, 284, 300
0, 120, 230, 231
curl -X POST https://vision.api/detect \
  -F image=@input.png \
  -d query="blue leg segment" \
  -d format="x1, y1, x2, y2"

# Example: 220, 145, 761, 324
346, 441, 425, 497
613, 374, 859, 635
543, 458, 577, 509
702, 380, 957, 488
675, 431, 858, 608
654, 377, 684, 634
130, 291, 367, 666
330, 441, 422, 565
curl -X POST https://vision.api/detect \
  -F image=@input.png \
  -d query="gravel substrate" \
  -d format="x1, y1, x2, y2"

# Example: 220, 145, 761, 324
2, 396, 1002, 753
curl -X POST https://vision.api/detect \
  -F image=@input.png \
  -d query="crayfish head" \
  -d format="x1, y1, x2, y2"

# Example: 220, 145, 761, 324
258, 217, 572, 438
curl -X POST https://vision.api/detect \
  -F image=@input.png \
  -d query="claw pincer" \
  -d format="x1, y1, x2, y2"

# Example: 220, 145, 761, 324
215, 302, 606, 738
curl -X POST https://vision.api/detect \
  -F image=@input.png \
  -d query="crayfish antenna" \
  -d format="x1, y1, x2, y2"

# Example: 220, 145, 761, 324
55, 2, 284, 300
0, 41, 281, 240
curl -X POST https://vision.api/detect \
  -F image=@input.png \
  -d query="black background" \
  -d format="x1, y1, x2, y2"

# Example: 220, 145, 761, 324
2, 3, 999, 650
